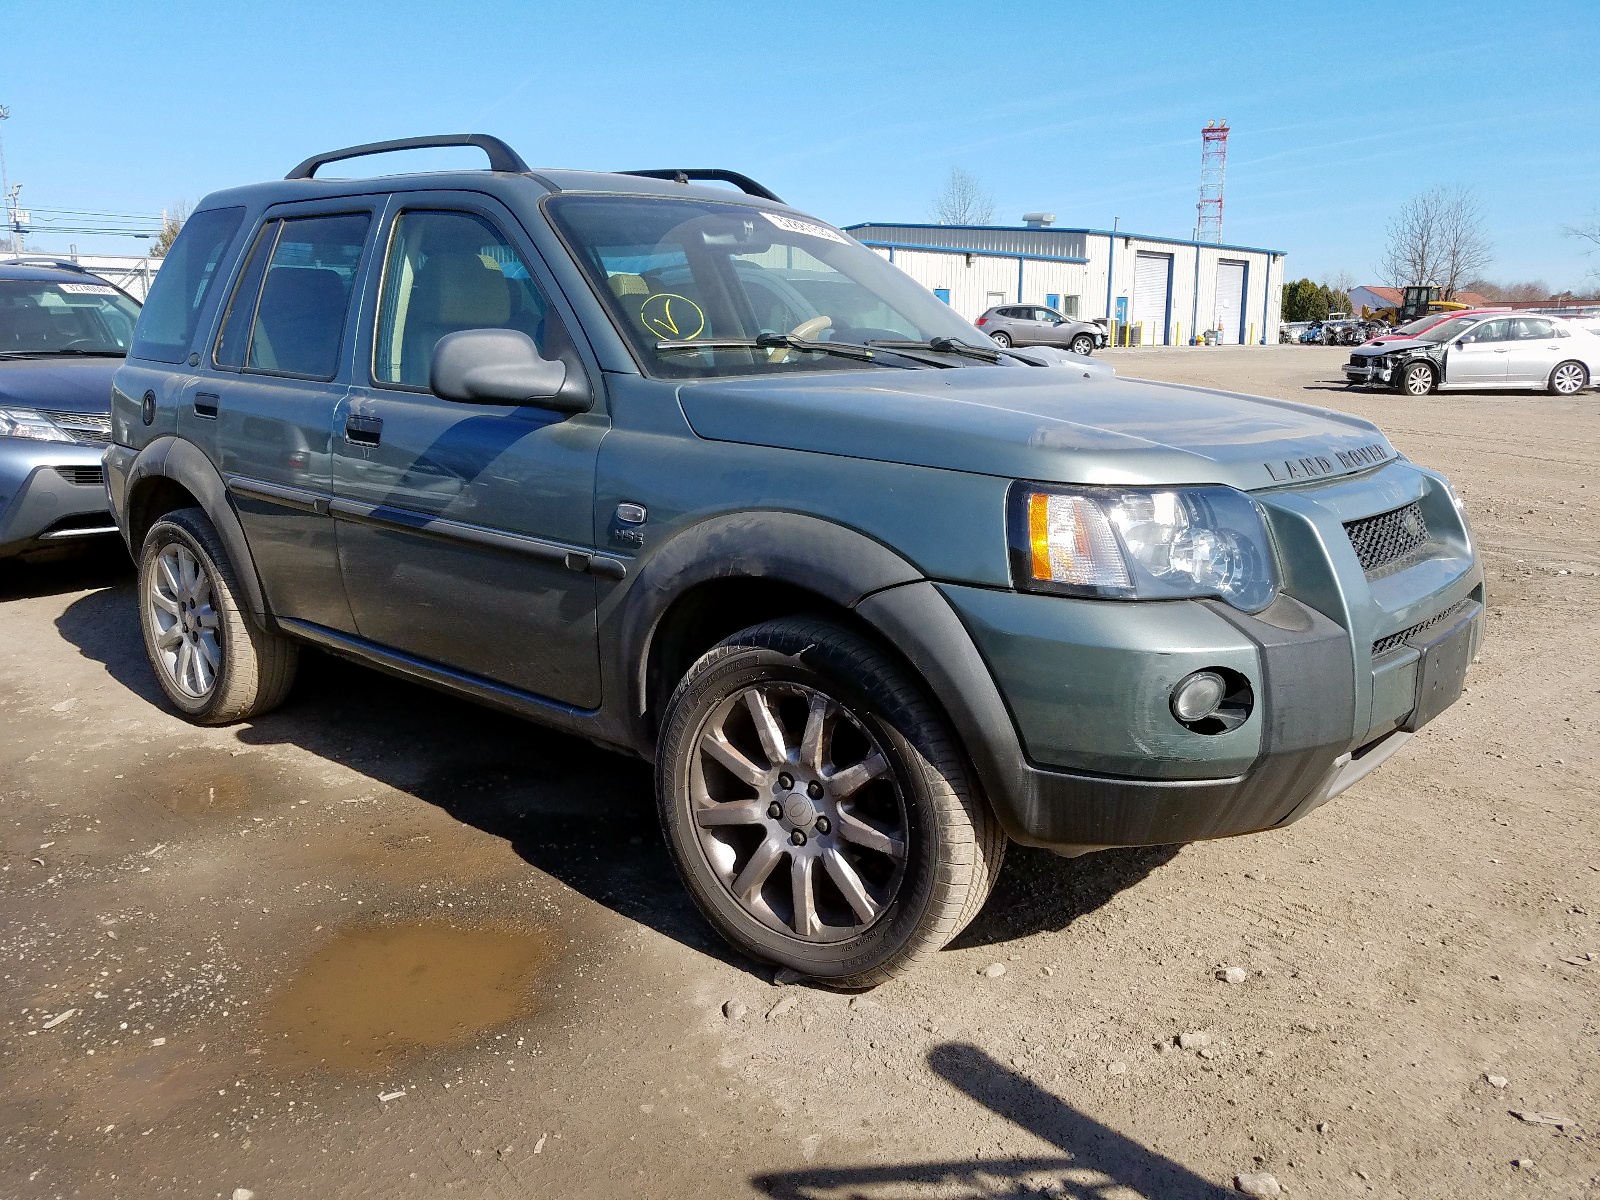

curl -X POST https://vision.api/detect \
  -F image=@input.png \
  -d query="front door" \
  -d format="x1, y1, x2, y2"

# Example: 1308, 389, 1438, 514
208, 203, 380, 632
1445, 317, 1512, 388
331, 197, 607, 709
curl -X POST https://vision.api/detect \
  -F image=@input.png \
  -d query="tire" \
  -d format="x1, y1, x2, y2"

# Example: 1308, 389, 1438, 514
989, 331, 1012, 348
1549, 360, 1588, 396
1070, 333, 1095, 356
137, 507, 298, 724
1399, 361, 1435, 396
656, 616, 1006, 988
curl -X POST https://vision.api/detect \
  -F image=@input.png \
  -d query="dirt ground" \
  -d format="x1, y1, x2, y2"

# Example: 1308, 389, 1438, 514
1, 345, 1595, 1199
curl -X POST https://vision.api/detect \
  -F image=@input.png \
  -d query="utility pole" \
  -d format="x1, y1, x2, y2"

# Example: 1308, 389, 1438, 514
0, 104, 14, 253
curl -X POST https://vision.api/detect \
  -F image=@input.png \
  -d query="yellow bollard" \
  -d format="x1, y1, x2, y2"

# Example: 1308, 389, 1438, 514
1249, 322, 1256, 346
1176, 323, 1183, 347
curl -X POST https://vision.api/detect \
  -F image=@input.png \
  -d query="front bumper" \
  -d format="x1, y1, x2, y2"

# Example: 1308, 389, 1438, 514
857, 463, 1483, 854
0, 439, 118, 558
1343, 358, 1392, 386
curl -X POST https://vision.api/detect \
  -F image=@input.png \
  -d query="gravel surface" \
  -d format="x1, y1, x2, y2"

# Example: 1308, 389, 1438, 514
1, 345, 1595, 1198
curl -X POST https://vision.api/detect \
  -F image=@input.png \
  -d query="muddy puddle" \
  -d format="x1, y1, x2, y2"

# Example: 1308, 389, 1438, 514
263, 920, 548, 1070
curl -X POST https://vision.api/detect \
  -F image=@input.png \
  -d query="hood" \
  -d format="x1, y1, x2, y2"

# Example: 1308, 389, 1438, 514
678, 367, 1399, 492
1353, 338, 1433, 358
0, 356, 121, 414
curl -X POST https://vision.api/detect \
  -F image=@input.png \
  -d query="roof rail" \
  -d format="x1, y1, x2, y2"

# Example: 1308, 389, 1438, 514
2, 256, 93, 274
285, 133, 530, 181
618, 169, 783, 204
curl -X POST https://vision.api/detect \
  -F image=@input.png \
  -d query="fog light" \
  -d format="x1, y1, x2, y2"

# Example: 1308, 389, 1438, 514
1171, 671, 1226, 723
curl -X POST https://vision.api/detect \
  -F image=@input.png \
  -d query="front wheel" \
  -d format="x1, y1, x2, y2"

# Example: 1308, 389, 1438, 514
1399, 361, 1435, 396
1070, 333, 1095, 356
137, 507, 298, 724
656, 617, 1005, 988
1549, 361, 1589, 395
988, 331, 1012, 348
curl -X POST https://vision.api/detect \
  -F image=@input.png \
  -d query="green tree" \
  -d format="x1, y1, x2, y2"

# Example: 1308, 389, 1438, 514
1281, 277, 1330, 322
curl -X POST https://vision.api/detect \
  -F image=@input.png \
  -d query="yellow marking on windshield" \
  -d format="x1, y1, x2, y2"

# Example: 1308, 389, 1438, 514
641, 293, 705, 340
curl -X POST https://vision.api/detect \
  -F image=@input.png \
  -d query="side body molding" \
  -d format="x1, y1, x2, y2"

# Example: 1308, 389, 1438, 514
120, 436, 270, 623
609, 511, 926, 751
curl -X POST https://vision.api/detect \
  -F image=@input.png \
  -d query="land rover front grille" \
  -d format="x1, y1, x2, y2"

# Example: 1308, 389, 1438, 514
1344, 502, 1429, 574
1372, 600, 1467, 658
42, 411, 113, 444
54, 466, 105, 487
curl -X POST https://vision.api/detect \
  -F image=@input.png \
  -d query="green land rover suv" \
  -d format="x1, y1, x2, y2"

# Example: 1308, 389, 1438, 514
106, 135, 1484, 986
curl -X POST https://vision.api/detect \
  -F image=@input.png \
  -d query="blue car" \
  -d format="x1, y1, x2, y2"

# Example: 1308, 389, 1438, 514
0, 259, 142, 561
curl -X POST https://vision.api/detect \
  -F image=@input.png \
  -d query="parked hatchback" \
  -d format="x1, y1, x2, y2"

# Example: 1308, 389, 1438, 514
975, 304, 1105, 355
106, 135, 1483, 987
1, 259, 140, 561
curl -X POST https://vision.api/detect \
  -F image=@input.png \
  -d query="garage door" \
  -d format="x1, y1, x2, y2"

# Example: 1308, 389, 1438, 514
1215, 260, 1247, 344
1132, 253, 1171, 345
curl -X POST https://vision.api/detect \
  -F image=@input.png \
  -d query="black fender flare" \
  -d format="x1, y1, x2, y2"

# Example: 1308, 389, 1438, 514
124, 436, 269, 623
610, 510, 925, 744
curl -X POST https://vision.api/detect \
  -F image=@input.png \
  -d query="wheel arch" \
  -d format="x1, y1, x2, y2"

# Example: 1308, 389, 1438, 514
618, 511, 926, 754
1550, 358, 1590, 392
125, 437, 269, 622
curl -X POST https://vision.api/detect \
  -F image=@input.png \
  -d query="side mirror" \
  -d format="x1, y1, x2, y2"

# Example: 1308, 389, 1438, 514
429, 328, 589, 412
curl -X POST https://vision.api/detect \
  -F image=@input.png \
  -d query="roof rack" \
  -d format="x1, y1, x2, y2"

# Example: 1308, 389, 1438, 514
285, 133, 530, 181
618, 169, 783, 204
2, 256, 95, 274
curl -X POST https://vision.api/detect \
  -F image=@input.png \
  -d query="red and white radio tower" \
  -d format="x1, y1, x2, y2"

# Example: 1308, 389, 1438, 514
1196, 120, 1229, 244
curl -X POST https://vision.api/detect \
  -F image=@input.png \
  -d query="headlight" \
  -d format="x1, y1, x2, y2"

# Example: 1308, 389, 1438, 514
0, 408, 74, 443
1009, 483, 1279, 611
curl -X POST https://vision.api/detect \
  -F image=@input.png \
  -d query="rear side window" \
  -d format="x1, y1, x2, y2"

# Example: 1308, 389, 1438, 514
129, 206, 245, 363
373, 209, 551, 389
215, 213, 370, 380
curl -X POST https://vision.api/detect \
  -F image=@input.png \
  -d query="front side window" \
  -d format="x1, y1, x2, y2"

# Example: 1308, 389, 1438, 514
0, 278, 142, 357
129, 206, 245, 364
373, 209, 551, 389
241, 213, 371, 380
545, 194, 981, 378
1462, 319, 1511, 345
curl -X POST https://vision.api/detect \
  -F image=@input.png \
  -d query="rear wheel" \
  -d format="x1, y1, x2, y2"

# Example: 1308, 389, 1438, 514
1070, 333, 1095, 356
1549, 360, 1588, 395
1399, 361, 1435, 396
137, 507, 298, 724
656, 617, 1005, 988
988, 331, 1012, 348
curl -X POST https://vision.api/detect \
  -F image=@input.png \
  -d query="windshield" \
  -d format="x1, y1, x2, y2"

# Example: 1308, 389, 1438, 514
0, 278, 142, 356
1418, 316, 1476, 344
1391, 316, 1440, 336
545, 194, 985, 378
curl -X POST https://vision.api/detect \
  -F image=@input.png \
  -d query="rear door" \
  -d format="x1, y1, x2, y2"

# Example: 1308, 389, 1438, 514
1444, 318, 1512, 388
330, 193, 607, 709
1504, 317, 1559, 385
208, 200, 381, 632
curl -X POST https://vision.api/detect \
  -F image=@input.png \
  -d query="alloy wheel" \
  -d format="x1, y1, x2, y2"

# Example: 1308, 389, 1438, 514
1552, 363, 1586, 395
1404, 365, 1433, 395
146, 543, 221, 698
688, 681, 909, 944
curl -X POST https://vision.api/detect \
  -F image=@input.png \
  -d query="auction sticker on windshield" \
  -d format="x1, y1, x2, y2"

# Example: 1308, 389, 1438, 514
57, 283, 118, 295
759, 212, 849, 245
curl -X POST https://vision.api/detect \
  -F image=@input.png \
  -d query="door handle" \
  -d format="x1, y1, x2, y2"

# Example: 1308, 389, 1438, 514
1492, 348, 1509, 354
193, 392, 219, 418
345, 414, 383, 446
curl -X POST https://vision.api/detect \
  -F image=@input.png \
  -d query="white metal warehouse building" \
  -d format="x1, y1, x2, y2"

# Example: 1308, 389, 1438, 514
846, 221, 1285, 347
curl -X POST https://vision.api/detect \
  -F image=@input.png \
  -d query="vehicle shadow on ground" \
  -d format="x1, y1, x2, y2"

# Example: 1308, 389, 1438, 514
753, 1042, 1233, 1199
0, 544, 130, 602
52, 589, 1169, 976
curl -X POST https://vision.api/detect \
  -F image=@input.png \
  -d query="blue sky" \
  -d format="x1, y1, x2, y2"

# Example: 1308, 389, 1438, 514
4, 0, 1597, 288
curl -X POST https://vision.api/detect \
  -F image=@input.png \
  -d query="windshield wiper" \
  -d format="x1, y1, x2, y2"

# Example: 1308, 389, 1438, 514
867, 336, 1006, 363
0, 348, 125, 358
655, 334, 879, 363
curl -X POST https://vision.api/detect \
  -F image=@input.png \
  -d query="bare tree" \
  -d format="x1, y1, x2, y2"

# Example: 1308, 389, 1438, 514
1567, 213, 1600, 280
1378, 186, 1493, 298
929, 167, 995, 226
150, 199, 192, 258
